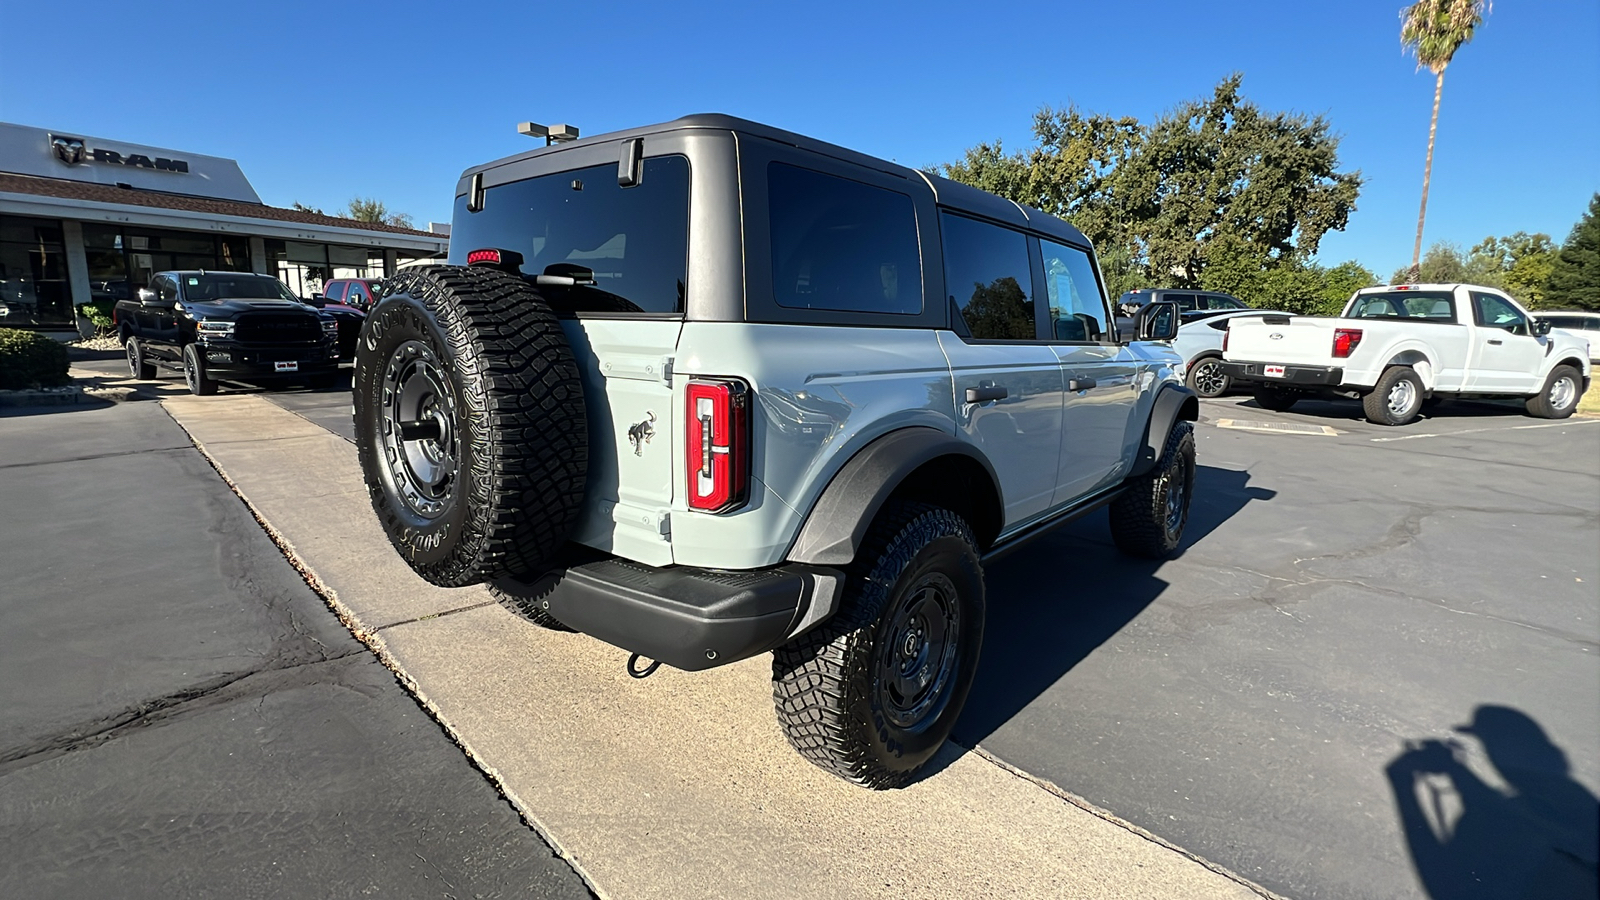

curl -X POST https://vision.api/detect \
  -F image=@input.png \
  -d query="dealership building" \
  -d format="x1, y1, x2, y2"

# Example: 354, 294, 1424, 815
0, 122, 449, 331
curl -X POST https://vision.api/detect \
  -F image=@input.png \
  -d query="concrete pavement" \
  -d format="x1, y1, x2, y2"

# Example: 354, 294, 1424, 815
0, 401, 593, 899
161, 392, 1268, 899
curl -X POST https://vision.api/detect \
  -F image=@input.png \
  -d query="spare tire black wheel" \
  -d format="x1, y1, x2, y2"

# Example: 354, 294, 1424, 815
353, 265, 588, 588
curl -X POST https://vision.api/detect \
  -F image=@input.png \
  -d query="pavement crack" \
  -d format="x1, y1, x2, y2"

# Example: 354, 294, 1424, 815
371, 601, 499, 634
0, 445, 192, 470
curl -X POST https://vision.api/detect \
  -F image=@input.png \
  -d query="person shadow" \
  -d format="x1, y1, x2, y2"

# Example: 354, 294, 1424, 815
1387, 705, 1600, 899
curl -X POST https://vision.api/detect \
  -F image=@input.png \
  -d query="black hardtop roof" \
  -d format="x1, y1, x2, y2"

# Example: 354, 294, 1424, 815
159, 270, 275, 277
463, 113, 1091, 248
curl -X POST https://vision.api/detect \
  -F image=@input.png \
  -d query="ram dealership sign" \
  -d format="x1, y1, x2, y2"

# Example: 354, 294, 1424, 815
0, 121, 261, 203
50, 134, 190, 173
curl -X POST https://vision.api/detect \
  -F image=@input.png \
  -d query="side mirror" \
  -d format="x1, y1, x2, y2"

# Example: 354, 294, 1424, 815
137, 288, 161, 306
1533, 319, 1552, 336
306, 295, 326, 308
1135, 301, 1179, 341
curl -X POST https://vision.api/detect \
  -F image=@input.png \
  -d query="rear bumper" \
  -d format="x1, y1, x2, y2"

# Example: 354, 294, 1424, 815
1219, 361, 1345, 388
539, 559, 844, 671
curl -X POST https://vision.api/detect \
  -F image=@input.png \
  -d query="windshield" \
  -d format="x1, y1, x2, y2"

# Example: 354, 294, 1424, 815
180, 273, 299, 302
1348, 291, 1456, 321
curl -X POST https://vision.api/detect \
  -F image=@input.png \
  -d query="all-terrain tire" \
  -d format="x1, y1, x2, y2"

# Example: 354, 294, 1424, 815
1253, 386, 1298, 412
353, 265, 587, 588
488, 576, 574, 631
1525, 364, 1582, 420
1363, 365, 1424, 426
772, 502, 985, 789
126, 335, 157, 380
182, 343, 216, 395
1109, 420, 1195, 558
1185, 356, 1231, 399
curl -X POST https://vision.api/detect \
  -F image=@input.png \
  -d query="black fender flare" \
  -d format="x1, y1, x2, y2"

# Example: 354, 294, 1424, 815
1128, 384, 1199, 478
785, 427, 1000, 566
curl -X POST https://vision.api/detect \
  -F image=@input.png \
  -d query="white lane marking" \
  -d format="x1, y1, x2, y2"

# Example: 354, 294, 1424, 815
1215, 419, 1341, 436
1370, 418, 1600, 442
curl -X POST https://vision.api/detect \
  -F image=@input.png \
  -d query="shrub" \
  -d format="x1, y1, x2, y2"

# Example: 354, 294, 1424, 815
0, 328, 71, 389
79, 300, 117, 334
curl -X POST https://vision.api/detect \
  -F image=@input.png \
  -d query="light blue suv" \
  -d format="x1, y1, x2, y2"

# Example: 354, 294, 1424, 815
352, 115, 1197, 788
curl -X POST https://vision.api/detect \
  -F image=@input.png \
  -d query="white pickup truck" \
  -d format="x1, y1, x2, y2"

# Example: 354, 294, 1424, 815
1220, 283, 1592, 425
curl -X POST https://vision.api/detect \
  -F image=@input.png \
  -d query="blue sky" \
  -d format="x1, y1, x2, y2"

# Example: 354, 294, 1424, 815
2, 0, 1595, 278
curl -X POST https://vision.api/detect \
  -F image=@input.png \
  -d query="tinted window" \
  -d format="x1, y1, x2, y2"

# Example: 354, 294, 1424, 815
1040, 239, 1109, 342
182, 274, 297, 302
325, 281, 347, 301
941, 213, 1034, 341
1471, 291, 1529, 335
1349, 291, 1456, 321
1203, 294, 1246, 310
155, 276, 177, 302
449, 155, 689, 314
1165, 293, 1198, 312
768, 163, 921, 315
348, 283, 368, 303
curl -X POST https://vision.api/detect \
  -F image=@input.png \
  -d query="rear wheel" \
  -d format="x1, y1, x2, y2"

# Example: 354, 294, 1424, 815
1363, 366, 1424, 426
125, 335, 157, 380
772, 502, 985, 789
1253, 386, 1298, 412
1525, 364, 1581, 419
1185, 356, 1231, 398
182, 344, 216, 395
353, 265, 588, 588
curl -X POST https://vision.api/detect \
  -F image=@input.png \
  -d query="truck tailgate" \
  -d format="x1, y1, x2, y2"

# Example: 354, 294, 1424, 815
1224, 317, 1336, 365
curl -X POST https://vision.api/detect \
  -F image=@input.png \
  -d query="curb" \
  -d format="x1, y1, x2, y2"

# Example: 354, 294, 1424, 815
0, 385, 88, 407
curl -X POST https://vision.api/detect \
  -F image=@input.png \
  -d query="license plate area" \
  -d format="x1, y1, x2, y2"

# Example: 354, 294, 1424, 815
1264, 365, 1286, 378
274, 360, 300, 372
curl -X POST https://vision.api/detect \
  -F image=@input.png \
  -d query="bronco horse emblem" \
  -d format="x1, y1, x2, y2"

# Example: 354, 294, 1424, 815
627, 411, 657, 456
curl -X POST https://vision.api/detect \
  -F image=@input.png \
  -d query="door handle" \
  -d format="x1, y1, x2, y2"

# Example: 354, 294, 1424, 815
1068, 376, 1098, 391
1487, 339, 1503, 345
965, 386, 1008, 403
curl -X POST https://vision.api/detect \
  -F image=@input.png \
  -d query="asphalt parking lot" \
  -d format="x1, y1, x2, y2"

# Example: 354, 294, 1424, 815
14, 368, 1600, 899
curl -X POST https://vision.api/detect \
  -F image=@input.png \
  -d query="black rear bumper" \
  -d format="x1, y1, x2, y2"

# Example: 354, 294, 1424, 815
538, 559, 843, 671
1219, 361, 1344, 387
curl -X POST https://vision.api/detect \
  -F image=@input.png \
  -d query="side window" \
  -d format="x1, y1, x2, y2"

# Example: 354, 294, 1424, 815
1207, 294, 1245, 310
1472, 291, 1529, 336
325, 281, 347, 302
156, 276, 177, 302
768, 163, 921, 314
940, 213, 1035, 341
347, 283, 368, 304
1039, 239, 1110, 342
1166, 293, 1197, 312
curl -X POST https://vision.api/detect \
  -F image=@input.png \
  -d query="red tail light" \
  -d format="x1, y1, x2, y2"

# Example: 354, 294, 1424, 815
1333, 328, 1364, 359
1222, 326, 1229, 353
685, 378, 750, 513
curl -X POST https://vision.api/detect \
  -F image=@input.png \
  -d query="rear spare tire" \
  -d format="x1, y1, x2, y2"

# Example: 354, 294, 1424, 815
353, 265, 587, 587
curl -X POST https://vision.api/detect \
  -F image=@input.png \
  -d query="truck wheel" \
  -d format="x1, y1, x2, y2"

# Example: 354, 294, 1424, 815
1185, 356, 1230, 398
1253, 386, 1298, 412
182, 344, 217, 396
1525, 365, 1582, 419
1363, 366, 1424, 426
353, 265, 587, 588
488, 576, 574, 631
126, 335, 156, 380
1109, 420, 1195, 558
772, 502, 985, 789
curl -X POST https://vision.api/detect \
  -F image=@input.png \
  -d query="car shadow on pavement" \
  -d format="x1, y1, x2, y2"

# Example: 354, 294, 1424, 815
947, 464, 1275, 758
1244, 396, 1528, 424
1386, 705, 1599, 899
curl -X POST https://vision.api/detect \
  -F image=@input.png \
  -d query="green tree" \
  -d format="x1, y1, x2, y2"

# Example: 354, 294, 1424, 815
346, 197, 415, 229
1545, 193, 1600, 310
292, 201, 325, 215
1400, 0, 1490, 278
1470, 232, 1557, 307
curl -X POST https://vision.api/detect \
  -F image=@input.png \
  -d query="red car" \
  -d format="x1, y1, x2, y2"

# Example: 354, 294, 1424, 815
321, 278, 383, 311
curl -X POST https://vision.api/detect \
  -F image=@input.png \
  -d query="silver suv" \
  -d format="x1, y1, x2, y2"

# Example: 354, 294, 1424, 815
353, 115, 1197, 788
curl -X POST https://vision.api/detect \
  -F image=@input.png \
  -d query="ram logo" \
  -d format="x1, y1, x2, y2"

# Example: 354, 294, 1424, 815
49, 135, 86, 165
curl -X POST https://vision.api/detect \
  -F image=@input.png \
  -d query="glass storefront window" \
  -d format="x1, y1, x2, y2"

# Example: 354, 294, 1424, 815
0, 215, 71, 326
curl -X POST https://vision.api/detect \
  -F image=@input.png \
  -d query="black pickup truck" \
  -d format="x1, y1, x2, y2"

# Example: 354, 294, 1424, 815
114, 271, 341, 395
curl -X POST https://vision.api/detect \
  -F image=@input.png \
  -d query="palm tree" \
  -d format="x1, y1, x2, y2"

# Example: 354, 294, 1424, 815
1400, 0, 1490, 280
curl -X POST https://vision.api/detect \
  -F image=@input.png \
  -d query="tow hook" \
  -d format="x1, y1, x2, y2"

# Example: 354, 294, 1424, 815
627, 653, 661, 679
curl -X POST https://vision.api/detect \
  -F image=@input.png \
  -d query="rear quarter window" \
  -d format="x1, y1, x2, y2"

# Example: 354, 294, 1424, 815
767, 162, 921, 315
449, 155, 690, 314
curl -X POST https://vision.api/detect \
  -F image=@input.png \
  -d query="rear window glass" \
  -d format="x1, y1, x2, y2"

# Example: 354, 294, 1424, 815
941, 213, 1035, 341
768, 163, 921, 315
449, 156, 689, 314
1348, 292, 1456, 321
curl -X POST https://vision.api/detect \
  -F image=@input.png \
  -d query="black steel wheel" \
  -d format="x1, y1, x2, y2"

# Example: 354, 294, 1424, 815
352, 265, 587, 588
772, 502, 985, 789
